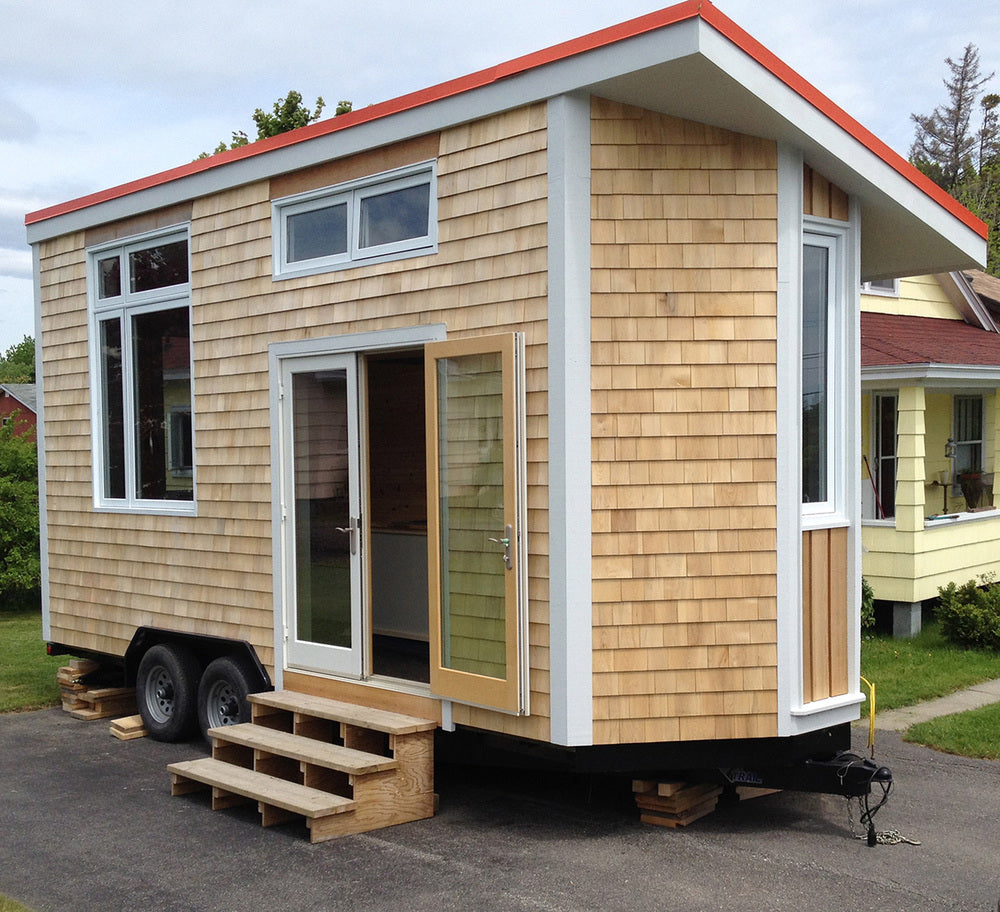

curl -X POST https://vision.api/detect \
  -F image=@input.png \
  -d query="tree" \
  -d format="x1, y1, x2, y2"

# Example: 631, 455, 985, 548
0, 336, 35, 383
911, 46, 1000, 276
910, 45, 994, 192
199, 92, 352, 158
0, 416, 39, 607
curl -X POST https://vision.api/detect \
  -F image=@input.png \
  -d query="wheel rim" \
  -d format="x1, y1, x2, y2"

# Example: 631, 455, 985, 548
204, 678, 241, 728
143, 664, 175, 725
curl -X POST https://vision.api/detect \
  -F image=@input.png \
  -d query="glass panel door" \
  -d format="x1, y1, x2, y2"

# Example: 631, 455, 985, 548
425, 334, 525, 713
281, 354, 363, 677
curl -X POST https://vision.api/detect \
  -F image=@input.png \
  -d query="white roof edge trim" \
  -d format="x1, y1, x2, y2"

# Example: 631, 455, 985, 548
862, 363, 1000, 386
935, 271, 1000, 333
25, 20, 703, 246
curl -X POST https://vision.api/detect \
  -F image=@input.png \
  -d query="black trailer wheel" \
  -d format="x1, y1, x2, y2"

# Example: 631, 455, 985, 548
135, 643, 201, 742
197, 654, 256, 740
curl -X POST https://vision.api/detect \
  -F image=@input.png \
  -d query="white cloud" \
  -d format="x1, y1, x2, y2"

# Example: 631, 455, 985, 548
0, 248, 32, 278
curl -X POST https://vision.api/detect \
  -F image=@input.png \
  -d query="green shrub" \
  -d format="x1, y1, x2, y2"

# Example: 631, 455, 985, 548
0, 419, 39, 606
861, 577, 875, 630
936, 574, 1000, 650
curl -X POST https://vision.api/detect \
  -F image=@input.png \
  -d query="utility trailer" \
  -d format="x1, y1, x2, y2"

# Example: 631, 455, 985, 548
28, 1, 985, 820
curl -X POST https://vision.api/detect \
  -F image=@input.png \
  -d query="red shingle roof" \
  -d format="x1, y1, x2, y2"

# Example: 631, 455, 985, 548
862, 312, 1000, 368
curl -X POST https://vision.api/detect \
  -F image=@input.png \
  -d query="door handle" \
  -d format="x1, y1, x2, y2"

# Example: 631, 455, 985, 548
335, 517, 359, 555
489, 524, 514, 571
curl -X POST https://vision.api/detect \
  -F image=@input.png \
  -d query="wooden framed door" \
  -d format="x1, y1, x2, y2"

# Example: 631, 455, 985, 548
425, 333, 527, 714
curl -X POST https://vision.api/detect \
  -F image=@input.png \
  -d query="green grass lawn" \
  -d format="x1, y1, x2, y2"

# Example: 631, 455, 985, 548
861, 620, 1000, 760
860, 620, 1000, 712
0, 609, 62, 713
0, 895, 34, 912
907, 703, 1000, 761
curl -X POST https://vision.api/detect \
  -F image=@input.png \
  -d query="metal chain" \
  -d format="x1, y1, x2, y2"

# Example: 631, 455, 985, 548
846, 797, 921, 846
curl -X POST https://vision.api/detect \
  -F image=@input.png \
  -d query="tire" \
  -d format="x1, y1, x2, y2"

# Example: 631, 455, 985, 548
197, 654, 257, 741
135, 643, 201, 742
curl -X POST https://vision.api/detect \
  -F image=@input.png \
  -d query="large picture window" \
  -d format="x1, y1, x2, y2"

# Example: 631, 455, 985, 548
273, 162, 436, 278
89, 228, 194, 512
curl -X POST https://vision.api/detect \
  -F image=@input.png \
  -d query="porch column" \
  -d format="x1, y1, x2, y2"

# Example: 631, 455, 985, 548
993, 390, 1000, 507
894, 386, 926, 534
892, 386, 925, 637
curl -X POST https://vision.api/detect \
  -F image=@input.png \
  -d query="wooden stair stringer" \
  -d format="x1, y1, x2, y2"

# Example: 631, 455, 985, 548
168, 690, 437, 843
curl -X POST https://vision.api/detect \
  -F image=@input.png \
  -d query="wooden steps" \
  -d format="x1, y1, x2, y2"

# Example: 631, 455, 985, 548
168, 690, 437, 843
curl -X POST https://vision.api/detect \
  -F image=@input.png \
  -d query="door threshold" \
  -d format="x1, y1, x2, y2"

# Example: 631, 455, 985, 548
282, 669, 441, 724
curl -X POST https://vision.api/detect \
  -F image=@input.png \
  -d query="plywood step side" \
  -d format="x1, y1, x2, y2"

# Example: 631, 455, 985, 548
249, 690, 437, 735
209, 723, 399, 775
168, 757, 355, 818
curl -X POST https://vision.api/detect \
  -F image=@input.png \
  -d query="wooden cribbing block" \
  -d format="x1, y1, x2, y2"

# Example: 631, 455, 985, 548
633, 780, 723, 829
69, 686, 137, 720
110, 714, 148, 741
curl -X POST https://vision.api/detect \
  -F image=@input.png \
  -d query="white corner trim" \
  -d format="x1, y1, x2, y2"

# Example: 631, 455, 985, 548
546, 93, 593, 747
775, 144, 803, 736
33, 243, 50, 641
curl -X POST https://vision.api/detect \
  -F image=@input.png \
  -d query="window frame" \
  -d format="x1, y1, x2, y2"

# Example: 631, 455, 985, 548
801, 219, 849, 526
862, 278, 899, 297
87, 225, 195, 515
952, 394, 984, 485
272, 161, 437, 280
869, 392, 898, 520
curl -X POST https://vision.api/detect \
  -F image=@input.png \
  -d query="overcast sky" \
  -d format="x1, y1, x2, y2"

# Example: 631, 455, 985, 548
3, 0, 999, 354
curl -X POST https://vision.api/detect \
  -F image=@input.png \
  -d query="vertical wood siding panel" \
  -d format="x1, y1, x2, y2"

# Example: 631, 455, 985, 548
828, 527, 849, 696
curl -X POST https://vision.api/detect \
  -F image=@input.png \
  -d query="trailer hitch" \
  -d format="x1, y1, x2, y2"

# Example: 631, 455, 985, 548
722, 752, 894, 845
722, 750, 892, 799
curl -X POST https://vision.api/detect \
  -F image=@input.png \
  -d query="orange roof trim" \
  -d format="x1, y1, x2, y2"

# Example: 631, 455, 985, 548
24, 0, 987, 239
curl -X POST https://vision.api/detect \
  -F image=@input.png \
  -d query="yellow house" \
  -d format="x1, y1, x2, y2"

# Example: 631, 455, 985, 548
862, 271, 1000, 635
25, 1, 987, 830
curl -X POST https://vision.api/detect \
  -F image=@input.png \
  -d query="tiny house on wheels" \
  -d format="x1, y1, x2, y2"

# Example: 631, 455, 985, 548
26, 1, 985, 832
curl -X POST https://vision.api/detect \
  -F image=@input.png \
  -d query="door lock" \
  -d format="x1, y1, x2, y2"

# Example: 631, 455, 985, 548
489, 524, 514, 570
335, 516, 359, 555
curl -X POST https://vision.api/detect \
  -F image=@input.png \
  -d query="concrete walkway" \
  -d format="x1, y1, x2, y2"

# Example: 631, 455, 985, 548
873, 677, 1000, 731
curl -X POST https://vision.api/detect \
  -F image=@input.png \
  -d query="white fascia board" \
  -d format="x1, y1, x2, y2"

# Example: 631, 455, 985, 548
26, 21, 702, 246
694, 28, 986, 277
936, 271, 1000, 333
862, 364, 1000, 387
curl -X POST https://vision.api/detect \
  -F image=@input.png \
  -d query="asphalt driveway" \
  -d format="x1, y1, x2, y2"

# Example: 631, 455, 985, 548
0, 707, 997, 911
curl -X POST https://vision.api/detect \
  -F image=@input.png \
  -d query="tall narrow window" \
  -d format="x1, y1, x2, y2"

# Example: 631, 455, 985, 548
871, 393, 897, 519
953, 395, 984, 479
802, 241, 830, 504
89, 228, 194, 512
801, 224, 846, 520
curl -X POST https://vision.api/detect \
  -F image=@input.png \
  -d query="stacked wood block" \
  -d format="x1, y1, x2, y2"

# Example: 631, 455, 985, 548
110, 714, 148, 741
632, 779, 724, 829
68, 687, 137, 721
56, 658, 100, 712
57, 659, 137, 721
169, 690, 437, 843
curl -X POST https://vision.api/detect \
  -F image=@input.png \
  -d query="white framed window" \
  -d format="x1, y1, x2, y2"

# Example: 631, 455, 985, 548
868, 392, 897, 519
862, 278, 898, 296
952, 394, 984, 479
273, 161, 437, 279
801, 220, 849, 522
88, 226, 194, 514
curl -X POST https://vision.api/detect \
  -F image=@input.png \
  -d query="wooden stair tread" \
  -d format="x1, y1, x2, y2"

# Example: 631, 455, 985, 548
168, 758, 354, 818
209, 723, 399, 775
249, 691, 437, 735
